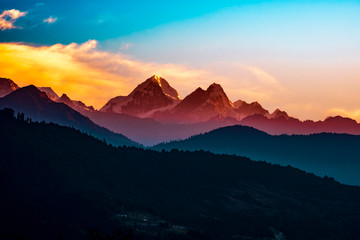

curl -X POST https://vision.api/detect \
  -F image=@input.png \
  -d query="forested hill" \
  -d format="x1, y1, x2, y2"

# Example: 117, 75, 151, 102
1, 108, 360, 240
154, 125, 360, 185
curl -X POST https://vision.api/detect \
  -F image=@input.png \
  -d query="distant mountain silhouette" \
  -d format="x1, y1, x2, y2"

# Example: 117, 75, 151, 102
0, 85, 138, 147
240, 114, 360, 135
1, 108, 360, 240
154, 125, 360, 185
0, 77, 19, 97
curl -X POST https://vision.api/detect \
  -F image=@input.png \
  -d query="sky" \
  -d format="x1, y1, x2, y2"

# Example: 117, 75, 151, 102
0, 0, 360, 121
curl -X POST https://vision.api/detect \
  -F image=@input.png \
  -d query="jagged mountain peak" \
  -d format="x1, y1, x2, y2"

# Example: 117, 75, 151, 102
149, 74, 162, 84
204, 83, 234, 108
100, 75, 181, 116
234, 100, 262, 108
1, 85, 53, 107
0, 77, 20, 97
153, 82, 236, 123
17, 85, 47, 96
136, 75, 181, 100
57, 93, 94, 112
207, 83, 227, 96
207, 82, 222, 90
38, 87, 60, 101
233, 99, 269, 118
59, 93, 71, 101
270, 108, 289, 119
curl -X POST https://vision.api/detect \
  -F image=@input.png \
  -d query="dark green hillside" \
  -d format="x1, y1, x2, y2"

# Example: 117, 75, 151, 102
154, 125, 360, 185
1, 108, 360, 240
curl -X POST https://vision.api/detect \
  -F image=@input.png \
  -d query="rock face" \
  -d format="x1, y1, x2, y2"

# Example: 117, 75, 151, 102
0, 78, 19, 97
153, 83, 237, 124
58, 93, 94, 112
37, 87, 60, 101
270, 108, 290, 119
233, 100, 270, 119
100, 75, 181, 117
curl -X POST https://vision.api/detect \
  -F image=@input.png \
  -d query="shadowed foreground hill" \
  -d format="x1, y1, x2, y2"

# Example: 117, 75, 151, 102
1, 108, 360, 240
154, 125, 360, 186
0, 85, 138, 147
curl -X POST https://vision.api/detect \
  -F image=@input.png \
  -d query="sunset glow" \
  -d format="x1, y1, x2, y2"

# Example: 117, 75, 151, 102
0, 1, 359, 121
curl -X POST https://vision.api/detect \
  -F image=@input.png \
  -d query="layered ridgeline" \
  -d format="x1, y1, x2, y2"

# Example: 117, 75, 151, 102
2, 76, 360, 145
1, 108, 360, 240
0, 85, 138, 147
154, 125, 360, 186
56, 75, 360, 144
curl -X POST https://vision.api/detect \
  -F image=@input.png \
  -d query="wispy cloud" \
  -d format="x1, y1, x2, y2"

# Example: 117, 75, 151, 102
0, 9, 27, 30
120, 43, 132, 51
43, 16, 57, 24
0, 40, 285, 110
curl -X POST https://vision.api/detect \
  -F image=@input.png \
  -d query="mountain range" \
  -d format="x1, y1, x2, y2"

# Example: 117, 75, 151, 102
1, 75, 360, 146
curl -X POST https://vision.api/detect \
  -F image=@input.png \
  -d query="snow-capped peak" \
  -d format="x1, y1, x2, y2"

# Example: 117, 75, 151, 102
100, 75, 181, 115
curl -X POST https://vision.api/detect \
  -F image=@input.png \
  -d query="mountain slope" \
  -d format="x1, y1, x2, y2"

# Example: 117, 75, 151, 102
154, 125, 360, 185
58, 93, 95, 112
0, 85, 138, 147
37, 87, 60, 101
1, 108, 360, 240
153, 83, 237, 123
0, 77, 19, 97
100, 75, 181, 117
233, 100, 270, 118
81, 110, 240, 145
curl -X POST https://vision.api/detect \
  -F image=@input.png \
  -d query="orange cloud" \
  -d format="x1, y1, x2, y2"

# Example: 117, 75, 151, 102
0, 40, 284, 110
0, 9, 27, 30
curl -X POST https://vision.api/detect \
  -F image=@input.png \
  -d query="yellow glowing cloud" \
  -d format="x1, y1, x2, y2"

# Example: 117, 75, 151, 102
0, 9, 27, 30
0, 40, 284, 110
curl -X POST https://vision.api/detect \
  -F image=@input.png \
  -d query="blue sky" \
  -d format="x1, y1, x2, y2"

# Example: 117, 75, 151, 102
0, 0, 251, 44
1, 0, 360, 120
